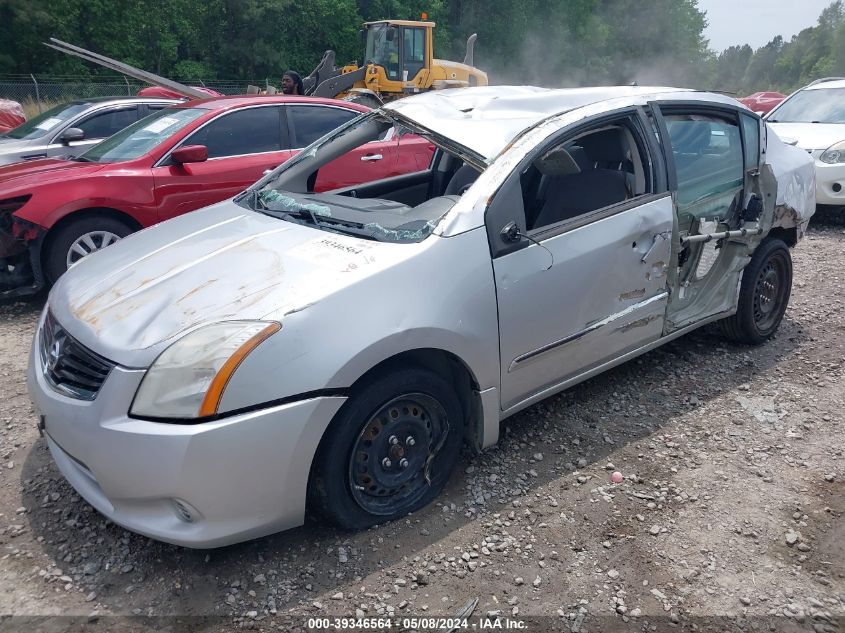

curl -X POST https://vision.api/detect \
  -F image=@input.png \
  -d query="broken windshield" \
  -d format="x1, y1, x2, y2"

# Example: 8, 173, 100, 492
239, 112, 480, 244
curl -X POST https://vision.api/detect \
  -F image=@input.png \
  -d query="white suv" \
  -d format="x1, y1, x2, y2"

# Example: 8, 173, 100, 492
766, 78, 845, 207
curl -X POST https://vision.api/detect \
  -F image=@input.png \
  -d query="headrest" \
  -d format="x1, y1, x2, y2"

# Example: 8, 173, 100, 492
581, 128, 627, 163
535, 146, 581, 177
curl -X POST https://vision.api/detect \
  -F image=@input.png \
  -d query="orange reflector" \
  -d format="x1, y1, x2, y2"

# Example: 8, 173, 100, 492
198, 322, 281, 417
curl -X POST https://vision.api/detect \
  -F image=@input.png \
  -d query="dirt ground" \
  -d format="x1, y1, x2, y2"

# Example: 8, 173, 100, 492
0, 223, 842, 633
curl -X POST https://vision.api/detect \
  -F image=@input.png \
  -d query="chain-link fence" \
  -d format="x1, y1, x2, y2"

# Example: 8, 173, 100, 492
0, 74, 274, 114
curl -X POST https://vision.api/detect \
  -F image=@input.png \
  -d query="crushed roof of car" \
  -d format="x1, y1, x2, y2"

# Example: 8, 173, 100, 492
386, 85, 740, 159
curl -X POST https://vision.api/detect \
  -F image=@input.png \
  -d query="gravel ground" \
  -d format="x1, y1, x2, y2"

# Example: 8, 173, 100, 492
0, 224, 842, 633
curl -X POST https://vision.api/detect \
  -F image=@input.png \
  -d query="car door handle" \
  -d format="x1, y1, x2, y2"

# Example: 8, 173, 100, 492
361, 154, 383, 162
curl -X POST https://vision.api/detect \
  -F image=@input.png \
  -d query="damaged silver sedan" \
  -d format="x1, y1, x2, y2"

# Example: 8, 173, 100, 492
28, 86, 814, 547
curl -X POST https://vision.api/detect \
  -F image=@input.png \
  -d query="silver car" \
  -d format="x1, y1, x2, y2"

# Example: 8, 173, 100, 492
0, 96, 177, 165
28, 86, 815, 548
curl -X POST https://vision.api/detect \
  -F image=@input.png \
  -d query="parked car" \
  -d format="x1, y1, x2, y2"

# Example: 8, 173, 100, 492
738, 91, 785, 115
765, 77, 845, 210
0, 95, 433, 297
0, 99, 26, 134
0, 96, 178, 166
28, 85, 814, 548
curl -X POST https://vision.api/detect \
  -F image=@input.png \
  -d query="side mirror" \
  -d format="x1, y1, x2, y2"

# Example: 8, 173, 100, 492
171, 144, 208, 164
60, 128, 85, 144
500, 221, 522, 243
359, 28, 367, 44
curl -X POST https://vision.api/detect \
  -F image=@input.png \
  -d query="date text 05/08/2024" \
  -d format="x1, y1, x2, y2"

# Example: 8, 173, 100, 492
306, 617, 528, 630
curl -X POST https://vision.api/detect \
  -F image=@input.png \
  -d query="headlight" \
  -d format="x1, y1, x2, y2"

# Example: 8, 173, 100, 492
820, 140, 845, 164
130, 321, 281, 420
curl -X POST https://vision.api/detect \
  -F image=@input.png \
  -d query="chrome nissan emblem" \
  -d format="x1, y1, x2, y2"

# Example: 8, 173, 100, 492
47, 339, 61, 372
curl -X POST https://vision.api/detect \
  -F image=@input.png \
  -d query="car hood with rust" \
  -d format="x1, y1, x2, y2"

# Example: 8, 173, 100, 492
49, 199, 414, 368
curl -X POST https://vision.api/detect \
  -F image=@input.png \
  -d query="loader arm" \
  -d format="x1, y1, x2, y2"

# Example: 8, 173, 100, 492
311, 66, 368, 99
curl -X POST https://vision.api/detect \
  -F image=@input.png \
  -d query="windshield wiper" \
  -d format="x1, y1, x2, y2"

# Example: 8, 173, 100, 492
72, 155, 93, 162
238, 188, 267, 210
275, 208, 364, 229
268, 207, 383, 240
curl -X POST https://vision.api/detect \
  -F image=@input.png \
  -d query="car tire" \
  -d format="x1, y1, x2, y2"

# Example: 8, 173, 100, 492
720, 238, 792, 345
44, 215, 134, 284
309, 367, 465, 530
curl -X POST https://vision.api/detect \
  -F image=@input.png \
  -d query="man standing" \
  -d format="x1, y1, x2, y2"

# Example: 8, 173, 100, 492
281, 71, 304, 95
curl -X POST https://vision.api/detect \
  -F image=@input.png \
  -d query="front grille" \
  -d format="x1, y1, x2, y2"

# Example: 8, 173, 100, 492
40, 311, 114, 400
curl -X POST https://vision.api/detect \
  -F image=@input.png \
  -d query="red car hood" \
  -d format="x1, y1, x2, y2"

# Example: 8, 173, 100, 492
0, 158, 108, 193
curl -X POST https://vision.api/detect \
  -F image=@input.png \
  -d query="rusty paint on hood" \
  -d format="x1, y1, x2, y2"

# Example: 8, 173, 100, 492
50, 201, 414, 368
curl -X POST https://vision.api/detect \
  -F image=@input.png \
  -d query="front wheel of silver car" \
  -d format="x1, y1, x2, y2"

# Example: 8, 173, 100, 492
309, 367, 465, 530
720, 238, 792, 345
44, 215, 134, 285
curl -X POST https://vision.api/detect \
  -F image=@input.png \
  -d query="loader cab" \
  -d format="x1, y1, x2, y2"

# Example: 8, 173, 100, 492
364, 20, 433, 86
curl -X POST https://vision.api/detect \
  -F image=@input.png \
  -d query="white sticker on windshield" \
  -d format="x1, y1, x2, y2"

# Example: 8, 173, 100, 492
142, 116, 180, 134
35, 117, 62, 131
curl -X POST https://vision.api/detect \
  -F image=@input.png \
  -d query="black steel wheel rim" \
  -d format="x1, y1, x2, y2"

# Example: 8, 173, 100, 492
753, 256, 787, 331
348, 393, 447, 516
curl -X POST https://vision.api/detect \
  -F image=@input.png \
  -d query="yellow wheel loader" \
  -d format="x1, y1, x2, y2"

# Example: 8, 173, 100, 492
302, 20, 488, 106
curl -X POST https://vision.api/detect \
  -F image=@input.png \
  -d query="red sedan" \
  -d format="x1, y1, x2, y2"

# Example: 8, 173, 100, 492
0, 95, 433, 297
738, 91, 786, 115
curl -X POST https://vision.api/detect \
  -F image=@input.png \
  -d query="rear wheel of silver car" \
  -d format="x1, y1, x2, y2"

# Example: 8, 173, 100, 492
309, 367, 464, 530
720, 238, 792, 345
44, 216, 134, 284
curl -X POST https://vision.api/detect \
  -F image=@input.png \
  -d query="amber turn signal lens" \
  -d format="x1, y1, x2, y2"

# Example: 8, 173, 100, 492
198, 322, 281, 417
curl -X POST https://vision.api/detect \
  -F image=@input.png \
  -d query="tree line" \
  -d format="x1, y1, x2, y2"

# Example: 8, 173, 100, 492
0, 0, 843, 96
708, 1, 845, 95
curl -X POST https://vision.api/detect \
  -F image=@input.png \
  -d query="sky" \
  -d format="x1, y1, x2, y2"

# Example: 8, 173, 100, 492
698, 0, 834, 51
